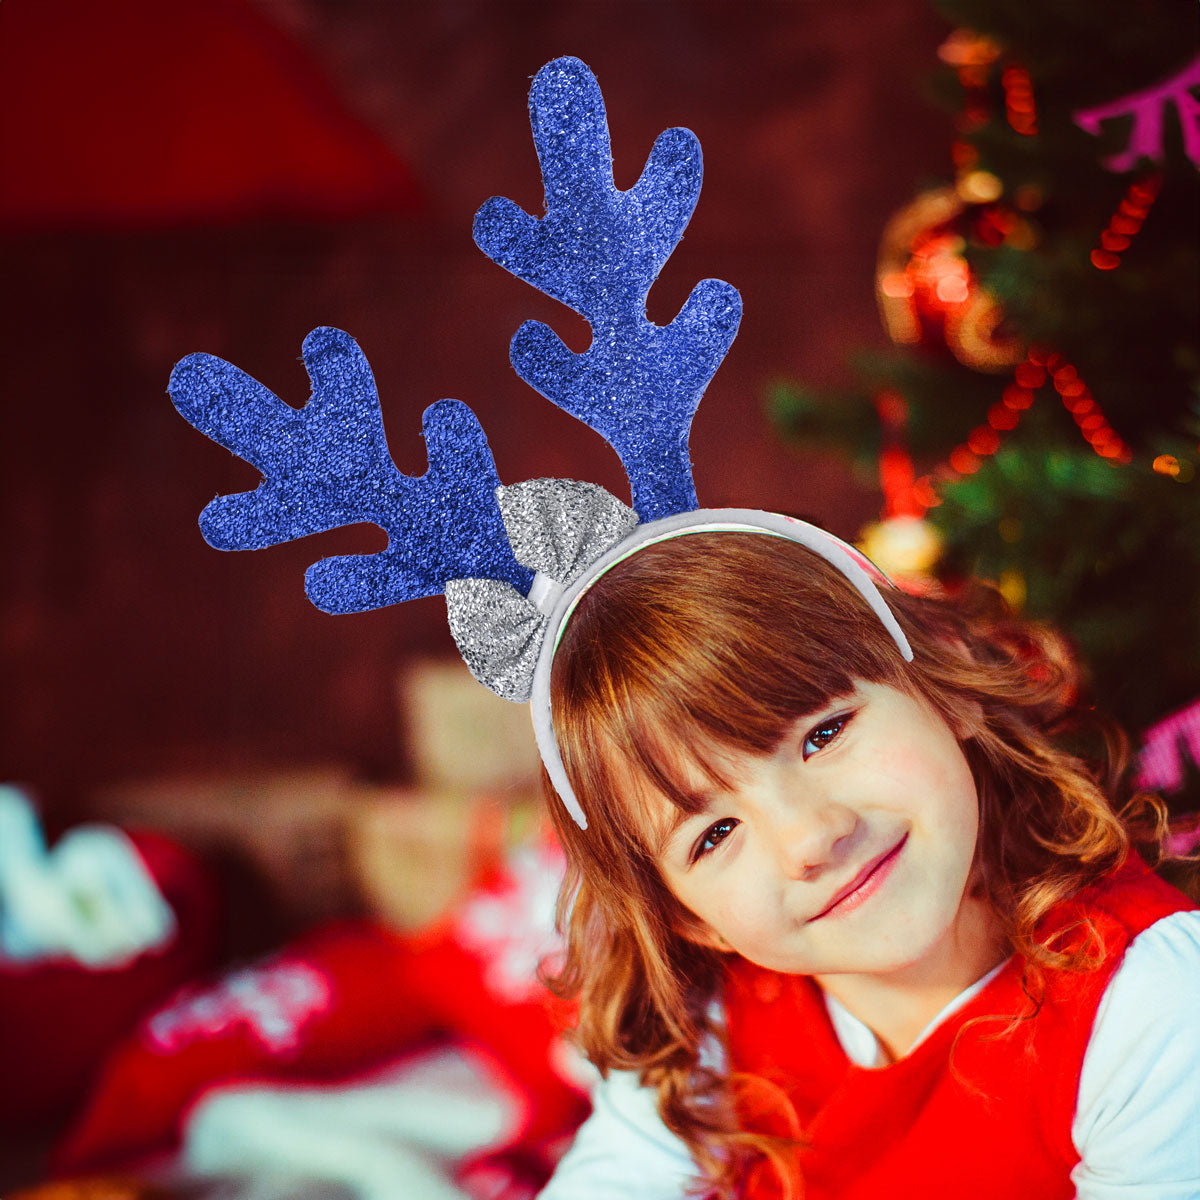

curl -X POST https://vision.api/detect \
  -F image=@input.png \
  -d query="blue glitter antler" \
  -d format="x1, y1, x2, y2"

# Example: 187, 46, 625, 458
473, 56, 742, 522
168, 325, 533, 613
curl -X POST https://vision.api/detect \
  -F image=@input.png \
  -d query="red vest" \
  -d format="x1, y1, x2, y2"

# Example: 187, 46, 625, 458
725, 857, 1195, 1200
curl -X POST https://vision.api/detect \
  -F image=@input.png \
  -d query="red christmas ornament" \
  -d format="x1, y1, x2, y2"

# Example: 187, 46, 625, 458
1091, 174, 1163, 271
875, 187, 1027, 374
1001, 63, 1038, 136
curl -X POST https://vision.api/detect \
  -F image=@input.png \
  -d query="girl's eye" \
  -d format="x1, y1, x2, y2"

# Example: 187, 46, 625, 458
802, 712, 854, 759
692, 818, 739, 863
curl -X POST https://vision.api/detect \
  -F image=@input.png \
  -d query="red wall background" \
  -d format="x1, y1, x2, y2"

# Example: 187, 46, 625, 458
0, 0, 949, 811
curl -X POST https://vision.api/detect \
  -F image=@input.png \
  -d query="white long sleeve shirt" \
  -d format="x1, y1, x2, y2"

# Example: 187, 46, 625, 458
540, 911, 1200, 1199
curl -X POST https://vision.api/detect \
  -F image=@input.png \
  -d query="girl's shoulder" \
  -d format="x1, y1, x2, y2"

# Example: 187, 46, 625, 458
1092, 901, 1200, 1037
1072, 907, 1200, 1195
1035, 853, 1197, 999
1058, 853, 1197, 932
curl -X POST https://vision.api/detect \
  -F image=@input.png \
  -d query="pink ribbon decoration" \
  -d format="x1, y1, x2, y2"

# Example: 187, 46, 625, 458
1137, 695, 1200, 795
1074, 56, 1200, 173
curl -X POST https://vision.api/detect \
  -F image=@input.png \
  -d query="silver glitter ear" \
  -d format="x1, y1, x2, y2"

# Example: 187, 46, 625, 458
443, 579, 546, 702
445, 480, 638, 701
498, 479, 639, 588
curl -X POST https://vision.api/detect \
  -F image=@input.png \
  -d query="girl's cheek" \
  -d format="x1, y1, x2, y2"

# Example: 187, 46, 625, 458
873, 743, 942, 783
720, 883, 778, 950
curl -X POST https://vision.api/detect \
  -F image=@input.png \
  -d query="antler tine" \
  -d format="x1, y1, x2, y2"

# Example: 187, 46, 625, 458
168, 326, 533, 613
473, 56, 742, 522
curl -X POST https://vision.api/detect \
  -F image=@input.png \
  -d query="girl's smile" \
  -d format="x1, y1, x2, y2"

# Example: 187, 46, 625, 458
652, 680, 992, 987
806, 831, 908, 923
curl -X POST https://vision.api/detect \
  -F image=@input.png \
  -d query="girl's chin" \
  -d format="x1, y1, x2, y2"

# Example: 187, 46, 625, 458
807, 914, 966, 978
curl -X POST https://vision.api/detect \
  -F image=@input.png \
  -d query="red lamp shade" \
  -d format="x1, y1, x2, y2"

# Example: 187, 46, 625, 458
0, 0, 422, 230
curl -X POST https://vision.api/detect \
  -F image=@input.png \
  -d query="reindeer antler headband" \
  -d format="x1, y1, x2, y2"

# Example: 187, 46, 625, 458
169, 57, 911, 829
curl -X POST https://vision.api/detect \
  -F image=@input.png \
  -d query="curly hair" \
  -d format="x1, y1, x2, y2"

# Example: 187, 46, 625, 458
542, 532, 1185, 1199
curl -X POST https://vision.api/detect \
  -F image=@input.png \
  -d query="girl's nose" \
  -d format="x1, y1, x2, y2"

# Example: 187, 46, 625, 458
772, 801, 859, 880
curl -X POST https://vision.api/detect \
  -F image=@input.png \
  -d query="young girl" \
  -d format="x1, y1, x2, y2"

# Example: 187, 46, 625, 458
166, 54, 1198, 1200
536, 532, 1200, 1200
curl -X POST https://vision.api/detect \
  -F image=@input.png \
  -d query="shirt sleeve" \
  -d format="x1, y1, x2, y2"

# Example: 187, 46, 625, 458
1072, 909, 1200, 1199
538, 1069, 706, 1200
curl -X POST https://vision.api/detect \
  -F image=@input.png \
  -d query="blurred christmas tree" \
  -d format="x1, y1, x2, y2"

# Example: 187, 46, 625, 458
770, 2, 1199, 808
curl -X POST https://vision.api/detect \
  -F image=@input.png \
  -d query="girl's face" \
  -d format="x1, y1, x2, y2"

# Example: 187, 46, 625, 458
650, 680, 982, 980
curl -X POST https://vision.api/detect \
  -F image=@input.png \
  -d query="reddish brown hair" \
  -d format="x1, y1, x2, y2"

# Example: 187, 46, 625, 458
544, 533, 1177, 1197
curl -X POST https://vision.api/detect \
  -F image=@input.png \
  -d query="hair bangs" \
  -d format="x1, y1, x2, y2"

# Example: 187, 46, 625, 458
551, 533, 913, 852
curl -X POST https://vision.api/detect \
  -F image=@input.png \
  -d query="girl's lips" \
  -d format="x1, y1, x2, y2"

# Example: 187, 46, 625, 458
807, 833, 908, 922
